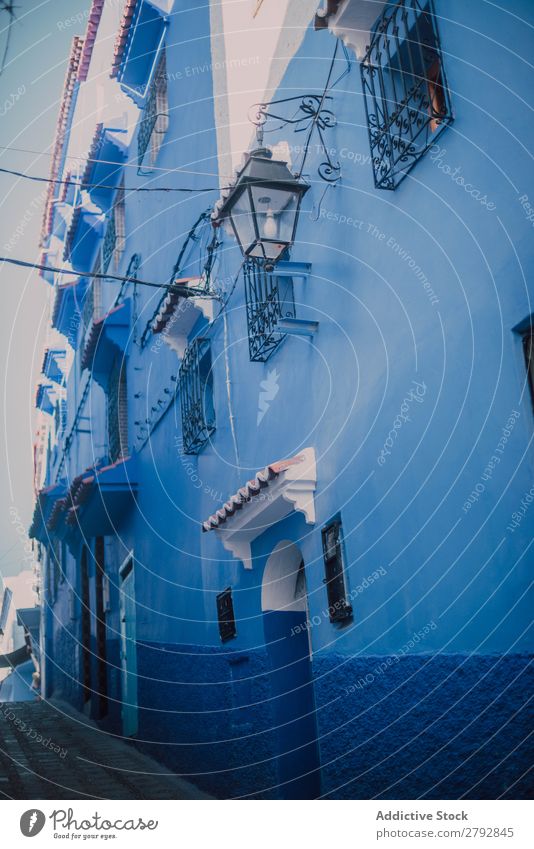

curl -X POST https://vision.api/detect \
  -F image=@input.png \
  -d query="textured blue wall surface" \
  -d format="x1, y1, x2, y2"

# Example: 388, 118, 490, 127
313, 652, 534, 799
134, 641, 278, 799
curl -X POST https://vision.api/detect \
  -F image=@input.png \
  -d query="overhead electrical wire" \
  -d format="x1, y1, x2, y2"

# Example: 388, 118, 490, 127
0, 255, 216, 298
0, 165, 222, 193
0, 142, 236, 180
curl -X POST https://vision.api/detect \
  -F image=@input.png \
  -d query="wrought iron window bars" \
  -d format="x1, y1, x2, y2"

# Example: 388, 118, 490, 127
321, 518, 353, 623
216, 588, 237, 642
360, 0, 453, 190
179, 338, 215, 454
244, 259, 296, 362
138, 50, 169, 175
108, 356, 128, 463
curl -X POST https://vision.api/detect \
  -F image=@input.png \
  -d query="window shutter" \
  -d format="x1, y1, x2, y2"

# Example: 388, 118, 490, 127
216, 588, 237, 642
321, 519, 352, 622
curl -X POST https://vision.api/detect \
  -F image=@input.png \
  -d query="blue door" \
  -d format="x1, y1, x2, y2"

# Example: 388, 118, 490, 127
119, 555, 138, 737
262, 541, 321, 798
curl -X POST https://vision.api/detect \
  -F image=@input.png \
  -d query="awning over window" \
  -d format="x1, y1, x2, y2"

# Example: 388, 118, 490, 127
42, 348, 67, 386
202, 447, 317, 569
51, 277, 88, 339
64, 456, 137, 536
111, 0, 167, 100
29, 482, 68, 543
314, 0, 388, 59
63, 194, 105, 272
81, 300, 130, 387
82, 123, 127, 213
16, 607, 41, 662
35, 383, 57, 416
0, 644, 30, 670
151, 278, 215, 356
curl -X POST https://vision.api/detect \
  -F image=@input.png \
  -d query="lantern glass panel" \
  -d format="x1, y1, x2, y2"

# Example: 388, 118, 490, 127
251, 186, 299, 247
229, 188, 256, 253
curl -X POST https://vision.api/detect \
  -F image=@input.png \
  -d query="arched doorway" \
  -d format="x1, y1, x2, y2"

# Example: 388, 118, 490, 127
262, 540, 321, 798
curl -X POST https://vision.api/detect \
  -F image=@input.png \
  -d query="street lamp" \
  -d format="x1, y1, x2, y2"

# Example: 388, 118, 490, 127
213, 148, 309, 271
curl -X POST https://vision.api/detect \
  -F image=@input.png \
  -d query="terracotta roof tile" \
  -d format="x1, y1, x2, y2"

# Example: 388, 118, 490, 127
40, 36, 84, 247
78, 0, 106, 82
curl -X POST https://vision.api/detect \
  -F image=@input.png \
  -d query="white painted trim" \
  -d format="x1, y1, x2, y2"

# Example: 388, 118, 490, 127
215, 446, 316, 569
261, 540, 306, 612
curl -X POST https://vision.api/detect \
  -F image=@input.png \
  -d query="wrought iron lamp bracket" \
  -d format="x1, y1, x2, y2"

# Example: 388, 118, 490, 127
248, 93, 341, 184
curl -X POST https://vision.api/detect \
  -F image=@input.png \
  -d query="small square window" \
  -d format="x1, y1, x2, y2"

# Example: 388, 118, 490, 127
216, 588, 237, 642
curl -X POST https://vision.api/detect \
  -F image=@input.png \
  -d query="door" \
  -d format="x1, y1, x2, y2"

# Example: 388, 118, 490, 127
262, 540, 321, 799
119, 553, 138, 737
94, 537, 108, 718
80, 546, 91, 705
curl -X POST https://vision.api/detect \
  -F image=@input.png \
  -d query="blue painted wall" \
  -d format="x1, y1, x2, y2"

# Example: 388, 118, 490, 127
36, 0, 533, 799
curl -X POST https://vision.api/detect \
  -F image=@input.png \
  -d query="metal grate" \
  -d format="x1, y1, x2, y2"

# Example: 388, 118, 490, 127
360, 0, 453, 190
101, 213, 117, 274
179, 338, 215, 454
523, 330, 534, 413
216, 588, 237, 642
321, 518, 353, 623
138, 50, 169, 175
108, 356, 128, 463
244, 259, 296, 362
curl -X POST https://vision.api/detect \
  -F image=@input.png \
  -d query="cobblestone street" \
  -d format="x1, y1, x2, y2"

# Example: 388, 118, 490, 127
0, 701, 208, 799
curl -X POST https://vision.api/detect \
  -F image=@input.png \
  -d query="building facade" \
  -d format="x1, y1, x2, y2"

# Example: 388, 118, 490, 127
30, 0, 533, 799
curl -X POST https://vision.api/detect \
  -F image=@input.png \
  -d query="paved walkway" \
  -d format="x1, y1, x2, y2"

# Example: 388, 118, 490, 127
0, 700, 209, 799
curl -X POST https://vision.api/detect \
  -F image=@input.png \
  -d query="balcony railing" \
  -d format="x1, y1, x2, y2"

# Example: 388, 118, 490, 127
244, 260, 296, 362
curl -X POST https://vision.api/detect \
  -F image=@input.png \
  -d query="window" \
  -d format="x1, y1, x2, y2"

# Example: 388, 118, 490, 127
102, 182, 126, 274
0, 588, 13, 635
216, 588, 237, 642
108, 356, 128, 463
82, 264, 102, 336
179, 338, 216, 454
138, 49, 169, 174
523, 328, 534, 412
244, 259, 296, 362
321, 518, 353, 623
360, 0, 453, 190
47, 539, 62, 603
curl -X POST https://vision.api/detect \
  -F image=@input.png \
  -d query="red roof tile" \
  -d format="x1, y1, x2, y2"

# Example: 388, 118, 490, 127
202, 453, 306, 532
78, 0, 106, 82
40, 36, 84, 247
110, 0, 139, 78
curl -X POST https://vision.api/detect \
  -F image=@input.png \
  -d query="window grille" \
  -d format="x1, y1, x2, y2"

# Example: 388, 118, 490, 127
108, 356, 128, 463
101, 213, 117, 274
179, 338, 215, 454
360, 0, 453, 190
216, 588, 237, 642
0, 588, 12, 635
82, 257, 102, 335
138, 50, 169, 174
321, 518, 353, 623
523, 329, 534, 413
113, 182, 126, 270
244, 259, 296, 362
